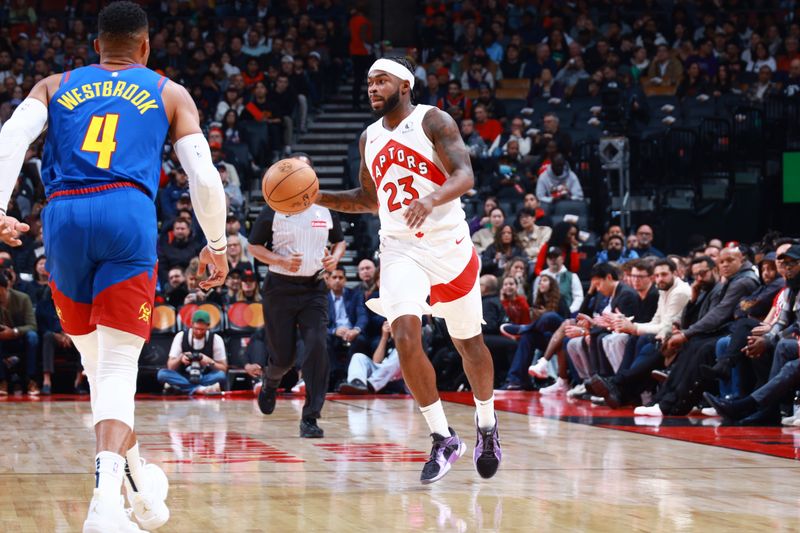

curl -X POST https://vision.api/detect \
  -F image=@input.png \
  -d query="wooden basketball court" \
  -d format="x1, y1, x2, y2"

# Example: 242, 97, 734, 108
1, 391, 799, 532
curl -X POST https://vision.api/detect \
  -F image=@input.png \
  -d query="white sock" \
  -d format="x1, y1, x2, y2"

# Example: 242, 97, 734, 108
95, 451, 125, 498
474, 395, 496, 430
420, 399, 450, 437
125, 442, 144, 493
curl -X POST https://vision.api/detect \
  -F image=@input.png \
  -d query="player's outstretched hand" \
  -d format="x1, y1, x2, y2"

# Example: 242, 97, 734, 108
198, 245, 230, 290
0, 215, 29, 247
403, 196, 434, 229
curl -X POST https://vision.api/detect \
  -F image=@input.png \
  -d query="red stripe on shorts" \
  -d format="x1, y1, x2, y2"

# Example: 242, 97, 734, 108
49, 281, 94, 336
91, 266, 158, 341
47, 181, 147, 201
430, 248, 479, 306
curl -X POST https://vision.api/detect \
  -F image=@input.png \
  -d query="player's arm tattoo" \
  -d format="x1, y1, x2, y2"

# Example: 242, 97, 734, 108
422, 108, 475, 206
316, 131, 378, 213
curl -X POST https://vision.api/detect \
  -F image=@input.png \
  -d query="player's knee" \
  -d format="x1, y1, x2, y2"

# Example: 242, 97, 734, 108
391, 323, 421, 354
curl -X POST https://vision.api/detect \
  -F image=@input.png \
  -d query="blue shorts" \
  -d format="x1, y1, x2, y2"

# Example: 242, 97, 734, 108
43, 183, 158, 339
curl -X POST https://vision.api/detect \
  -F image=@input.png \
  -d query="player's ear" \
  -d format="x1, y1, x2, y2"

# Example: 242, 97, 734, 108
93, 38, 100, 55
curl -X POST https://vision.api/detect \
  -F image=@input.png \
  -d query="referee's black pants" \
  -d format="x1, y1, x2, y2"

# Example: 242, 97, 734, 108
262, 272, 329, 420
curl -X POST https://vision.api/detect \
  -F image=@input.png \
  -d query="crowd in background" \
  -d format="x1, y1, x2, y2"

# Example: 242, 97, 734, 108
1, 1, 800, 425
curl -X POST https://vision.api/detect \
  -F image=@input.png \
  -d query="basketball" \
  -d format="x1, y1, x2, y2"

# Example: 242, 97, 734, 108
262, 158, 319, 215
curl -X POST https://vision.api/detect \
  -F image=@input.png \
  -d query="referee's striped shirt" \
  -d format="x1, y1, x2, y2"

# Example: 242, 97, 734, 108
249, 205, 344, 277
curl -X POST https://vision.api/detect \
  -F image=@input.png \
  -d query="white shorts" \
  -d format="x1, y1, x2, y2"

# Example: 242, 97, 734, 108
368, 222, 483, 340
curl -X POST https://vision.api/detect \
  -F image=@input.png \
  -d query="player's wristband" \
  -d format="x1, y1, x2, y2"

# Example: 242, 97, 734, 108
208, 243, 227, 256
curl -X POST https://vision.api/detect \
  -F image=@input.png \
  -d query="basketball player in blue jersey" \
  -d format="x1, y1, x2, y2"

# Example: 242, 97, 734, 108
0, 3, 228, 531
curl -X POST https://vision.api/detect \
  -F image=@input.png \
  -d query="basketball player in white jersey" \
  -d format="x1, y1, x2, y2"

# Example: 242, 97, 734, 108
315, 57, 501, 484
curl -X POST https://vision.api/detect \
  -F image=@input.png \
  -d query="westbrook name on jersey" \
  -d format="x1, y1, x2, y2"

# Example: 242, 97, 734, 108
41, 64, 170, 200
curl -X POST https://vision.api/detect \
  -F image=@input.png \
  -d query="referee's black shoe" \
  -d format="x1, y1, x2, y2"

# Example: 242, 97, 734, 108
258, 382, 278, 415
300, 417, 324, 438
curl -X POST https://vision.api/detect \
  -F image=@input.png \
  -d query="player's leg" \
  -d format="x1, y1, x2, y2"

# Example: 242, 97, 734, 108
380, 253, 466, 484
86, 189, 167, 531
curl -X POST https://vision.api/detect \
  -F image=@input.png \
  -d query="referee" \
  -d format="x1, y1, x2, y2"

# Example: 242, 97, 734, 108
249, 153, 346, 438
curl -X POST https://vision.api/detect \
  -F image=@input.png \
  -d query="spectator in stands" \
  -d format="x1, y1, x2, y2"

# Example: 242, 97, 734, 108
222, 110, 244, 146
520, 193, 549, 225
164, 267, 188, 308
327, 267, 368, 382
338, 321, 404, 395
532, 112, 572, 157
157, 310, 228, 396
517, 207, 551, 262
778, 36, 800, 72
219, 164, 244, 217
473, 103, 503, 144
420, 73, 445, 106
469, 196, 498, 235
704, 246, 800, 423
566, 263, 641, 395
159, 167, 188, 221
474, 83, 507, 122
534, 223, 581, 276
747, 65, 779, 102
646, 44, 683, 91
460, 118, 488, 160
711, 64, 737, 97
462, 61, 495, 90
437, 80, 472, 119
356, 258, 377, 296
488, 116, 531, 158
500, 276, 531, 325
783, 59, 800, 97
535, 153, 584, 206
0, 269, 38, 396
157, 218, 202, 284
235, 268, 262, 303
499, 44, 526, 79
535, 247, 584, 314
502, 257, 530, 297
266, 73, 296, 156
36, 284, 81, 396
349, 4, 373, 110
634, 225, 665, 258
555, 55, 590, 97
636, 247, 759, 417
226, 233, 253, 274
528, 68, 564, 100
746, 42, 777, 73
481, 224, 525, 277
524, 43, 558, 81
595, 234, 639, 264
676, 62, 710, 101
589, 258, 692, 408
503, 274, 569, 390
472, 206, 505, 253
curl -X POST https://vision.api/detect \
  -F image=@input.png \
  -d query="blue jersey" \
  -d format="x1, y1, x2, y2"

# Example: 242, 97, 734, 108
41, 64, 170, 200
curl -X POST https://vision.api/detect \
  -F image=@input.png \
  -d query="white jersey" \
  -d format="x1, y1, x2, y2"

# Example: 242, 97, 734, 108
364, 104, 467, 239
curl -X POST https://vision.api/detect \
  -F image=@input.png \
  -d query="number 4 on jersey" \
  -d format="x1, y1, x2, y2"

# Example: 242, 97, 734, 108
383, 175, 420, 212
81, 114, 119, 169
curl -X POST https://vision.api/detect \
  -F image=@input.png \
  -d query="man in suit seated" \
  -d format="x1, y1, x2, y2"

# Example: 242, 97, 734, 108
327, 268, 368, 387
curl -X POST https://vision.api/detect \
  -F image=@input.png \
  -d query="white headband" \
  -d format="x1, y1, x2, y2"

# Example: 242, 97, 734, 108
369, 58, 415, 90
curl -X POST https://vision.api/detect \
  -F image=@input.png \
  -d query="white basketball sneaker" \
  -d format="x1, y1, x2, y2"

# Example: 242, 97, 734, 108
124, 460, 170, 530
83, 490, 145, 533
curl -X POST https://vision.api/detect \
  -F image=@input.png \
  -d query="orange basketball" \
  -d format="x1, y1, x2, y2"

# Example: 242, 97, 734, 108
262, 158, 319, 215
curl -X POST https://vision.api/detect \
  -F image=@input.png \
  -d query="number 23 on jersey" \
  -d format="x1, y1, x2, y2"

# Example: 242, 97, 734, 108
80, 113, 119, 169
383, 175, 420, 212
